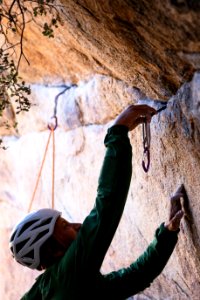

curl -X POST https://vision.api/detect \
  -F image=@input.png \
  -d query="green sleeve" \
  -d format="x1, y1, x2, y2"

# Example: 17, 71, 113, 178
60, 125, 132, 277
20, 125, 132, 300
100, 223, 179, 299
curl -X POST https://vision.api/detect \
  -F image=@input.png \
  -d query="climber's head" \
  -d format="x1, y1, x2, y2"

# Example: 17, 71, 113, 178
9, 208, 82, 270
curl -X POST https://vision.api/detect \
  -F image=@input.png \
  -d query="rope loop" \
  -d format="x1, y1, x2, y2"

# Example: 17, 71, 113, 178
48, 116, 58, 131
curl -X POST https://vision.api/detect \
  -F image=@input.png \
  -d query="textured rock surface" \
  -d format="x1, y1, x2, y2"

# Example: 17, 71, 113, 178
0, 73, 200, 299
1, 1, 200, 299
17, 0, 200, 98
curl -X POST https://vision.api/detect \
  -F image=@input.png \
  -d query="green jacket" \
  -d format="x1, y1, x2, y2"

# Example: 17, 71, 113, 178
21, 125, 179, 300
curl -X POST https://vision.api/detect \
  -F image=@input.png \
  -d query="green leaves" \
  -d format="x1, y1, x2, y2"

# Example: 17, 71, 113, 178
31, 1, 63, 38
0, 0, 63, 148
42, 22, 54, 38
42, 14, 61, 38
0, 50, 31, 116
0, 139, 7, 150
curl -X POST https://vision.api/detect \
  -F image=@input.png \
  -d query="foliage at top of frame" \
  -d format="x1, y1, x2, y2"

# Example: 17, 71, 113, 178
0, 0, 63, 148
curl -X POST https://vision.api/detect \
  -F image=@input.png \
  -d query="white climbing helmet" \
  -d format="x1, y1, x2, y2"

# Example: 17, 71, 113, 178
9, 208, 61, 269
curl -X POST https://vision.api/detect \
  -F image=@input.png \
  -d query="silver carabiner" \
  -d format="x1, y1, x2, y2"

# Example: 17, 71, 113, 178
142, 120, 151, 172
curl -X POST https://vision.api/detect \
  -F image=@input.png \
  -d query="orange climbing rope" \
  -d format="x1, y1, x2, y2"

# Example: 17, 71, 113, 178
52, 128, 55, 210
27, 84, 77, 212
28, 118, 57, 212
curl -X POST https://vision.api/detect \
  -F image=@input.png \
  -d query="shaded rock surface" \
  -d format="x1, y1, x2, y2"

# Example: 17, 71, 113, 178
0, 73, 200, 299
17, 0, 200, 98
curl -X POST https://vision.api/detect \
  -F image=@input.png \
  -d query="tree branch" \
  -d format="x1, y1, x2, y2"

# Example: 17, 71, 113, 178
16, 0, 30, 69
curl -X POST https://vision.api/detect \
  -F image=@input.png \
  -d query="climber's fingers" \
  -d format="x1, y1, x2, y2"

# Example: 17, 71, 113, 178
165, 210, 184, 231
168, 184, 186, 220
113, 104, 156, 131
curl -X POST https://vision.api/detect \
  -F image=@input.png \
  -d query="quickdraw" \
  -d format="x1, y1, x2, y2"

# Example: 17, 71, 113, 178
142, 120, 151, 173
142, 104, 167, 173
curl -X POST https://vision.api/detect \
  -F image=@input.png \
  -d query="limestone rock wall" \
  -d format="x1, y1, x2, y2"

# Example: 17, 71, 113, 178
0, 73, 200, 299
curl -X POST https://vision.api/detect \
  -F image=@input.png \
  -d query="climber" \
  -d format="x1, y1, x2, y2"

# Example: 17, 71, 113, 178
9, 104, 184, 300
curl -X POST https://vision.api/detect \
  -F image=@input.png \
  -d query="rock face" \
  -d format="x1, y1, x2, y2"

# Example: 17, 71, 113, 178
1, 73, 200, 299
1, 1, 200, 299
18, 0, 200, 99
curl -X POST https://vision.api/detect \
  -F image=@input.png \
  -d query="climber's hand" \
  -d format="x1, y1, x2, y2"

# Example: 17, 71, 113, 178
165, 185, 185, 231
113, 104, 156, 131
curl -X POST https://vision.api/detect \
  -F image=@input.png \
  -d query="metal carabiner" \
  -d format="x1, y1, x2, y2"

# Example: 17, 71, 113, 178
141, 105, 167, 173
142, 146, 150, 172
48, 116, 58, 131
142, 120, 151, 172
142, 121, 151, 148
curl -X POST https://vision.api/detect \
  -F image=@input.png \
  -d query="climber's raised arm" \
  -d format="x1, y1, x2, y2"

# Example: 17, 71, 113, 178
96, 186, 185, 299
